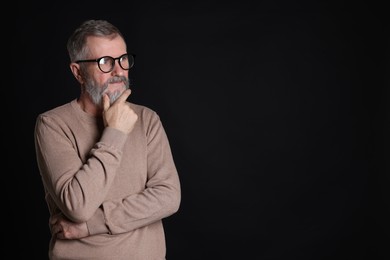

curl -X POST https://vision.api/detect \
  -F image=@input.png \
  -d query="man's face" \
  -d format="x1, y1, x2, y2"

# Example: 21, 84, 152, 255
82, 35, 130, 107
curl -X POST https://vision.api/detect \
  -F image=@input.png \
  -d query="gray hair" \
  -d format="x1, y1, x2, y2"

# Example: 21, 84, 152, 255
67, 19, 125, 63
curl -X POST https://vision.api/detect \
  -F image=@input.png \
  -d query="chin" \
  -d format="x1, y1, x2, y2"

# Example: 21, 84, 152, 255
109, 91, 122, 104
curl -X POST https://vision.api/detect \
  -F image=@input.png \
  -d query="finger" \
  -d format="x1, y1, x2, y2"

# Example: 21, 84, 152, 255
102, 94, 110, 112
113, 89, 131, 104
49, 215, 58, 225
51, 224, 60, 235
56, 231, 65, 240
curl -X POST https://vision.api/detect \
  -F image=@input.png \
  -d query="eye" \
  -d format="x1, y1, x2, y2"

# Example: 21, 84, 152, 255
120, 55, 128, 62
99, 57, 113, 65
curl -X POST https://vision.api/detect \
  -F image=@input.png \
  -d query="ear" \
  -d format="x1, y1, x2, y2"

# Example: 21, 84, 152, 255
70, 62, 84, 84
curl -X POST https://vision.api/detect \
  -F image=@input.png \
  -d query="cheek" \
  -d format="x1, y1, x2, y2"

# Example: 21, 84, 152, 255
100, 76, 110, 85
92, 72, 109, 85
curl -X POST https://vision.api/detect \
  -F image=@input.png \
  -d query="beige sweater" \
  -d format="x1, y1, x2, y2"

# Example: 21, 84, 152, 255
34, 99, 181, 260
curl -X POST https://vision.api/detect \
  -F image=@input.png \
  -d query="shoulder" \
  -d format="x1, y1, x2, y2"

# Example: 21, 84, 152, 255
39, 100, 75, 117
36, 100, 76, 126
128, 102, 165, 133
129, 102, 159, 119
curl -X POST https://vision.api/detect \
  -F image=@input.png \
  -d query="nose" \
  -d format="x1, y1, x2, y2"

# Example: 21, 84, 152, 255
110, 60, 125, 76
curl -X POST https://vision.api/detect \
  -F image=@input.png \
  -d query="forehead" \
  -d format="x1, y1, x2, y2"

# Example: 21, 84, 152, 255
86, 35, 127, 58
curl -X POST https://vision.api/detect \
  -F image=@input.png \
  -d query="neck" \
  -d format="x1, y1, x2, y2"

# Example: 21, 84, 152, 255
77, 93, 103, 117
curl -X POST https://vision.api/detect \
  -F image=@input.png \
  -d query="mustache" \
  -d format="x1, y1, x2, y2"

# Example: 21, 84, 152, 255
107, 76, 128, 84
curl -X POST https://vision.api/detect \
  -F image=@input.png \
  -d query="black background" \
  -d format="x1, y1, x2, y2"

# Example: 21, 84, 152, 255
13, 1, 389, 259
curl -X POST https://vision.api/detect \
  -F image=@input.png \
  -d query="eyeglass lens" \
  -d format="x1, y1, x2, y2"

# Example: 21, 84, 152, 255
98, 54, 133, 73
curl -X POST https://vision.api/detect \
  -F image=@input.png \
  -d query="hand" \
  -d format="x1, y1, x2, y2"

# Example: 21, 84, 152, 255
102, 89, 138, 134
50, 213, 89, 240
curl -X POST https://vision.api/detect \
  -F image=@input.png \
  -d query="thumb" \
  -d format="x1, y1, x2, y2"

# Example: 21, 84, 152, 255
102, 94, 110, 112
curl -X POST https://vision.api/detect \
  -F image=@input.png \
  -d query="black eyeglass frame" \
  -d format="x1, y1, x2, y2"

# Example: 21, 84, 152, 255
75, 53, 135, 73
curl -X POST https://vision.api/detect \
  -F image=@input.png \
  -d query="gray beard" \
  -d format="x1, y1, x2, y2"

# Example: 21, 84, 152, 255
84, 76, 130, 107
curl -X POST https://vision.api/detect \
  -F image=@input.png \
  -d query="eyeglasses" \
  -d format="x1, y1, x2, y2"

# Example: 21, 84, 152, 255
75, 53, 135, 73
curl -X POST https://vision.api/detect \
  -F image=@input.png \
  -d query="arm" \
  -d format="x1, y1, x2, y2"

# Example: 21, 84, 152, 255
88, 113, 181, 235
35, 115, 128, 223
50, 112, 181, 238
35, 91, 137, 223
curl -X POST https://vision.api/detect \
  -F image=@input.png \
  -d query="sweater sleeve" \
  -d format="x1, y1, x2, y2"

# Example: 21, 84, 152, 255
87, 112, 181, 235
34, 114, 128, 223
